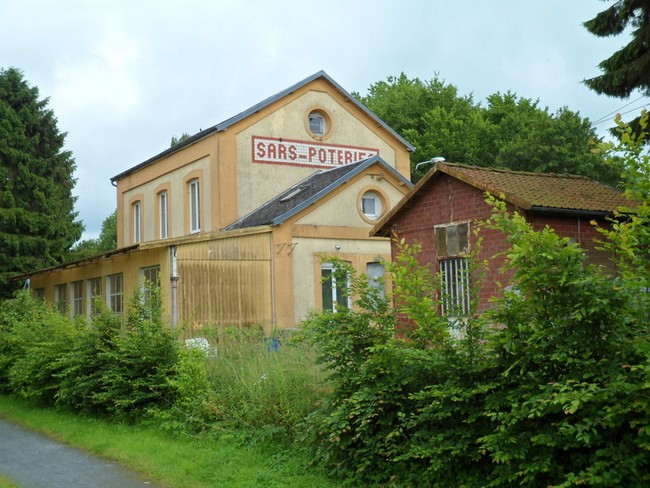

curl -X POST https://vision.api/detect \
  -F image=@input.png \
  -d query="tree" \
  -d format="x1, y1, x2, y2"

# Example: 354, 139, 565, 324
357, 74, 620, 185
68, 209, 117, 261
170, 133, 191, 147
583, 0, 650, 98
0, 67, 83, 297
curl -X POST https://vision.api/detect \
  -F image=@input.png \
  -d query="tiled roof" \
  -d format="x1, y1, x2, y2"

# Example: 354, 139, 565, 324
111, 71, 415, 182
441, 163, 629, 213
373, 162, 630, 237
224, 156, 411, 230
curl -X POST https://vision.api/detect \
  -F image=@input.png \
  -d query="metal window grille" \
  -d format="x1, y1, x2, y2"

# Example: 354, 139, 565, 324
440, 257, 471, 316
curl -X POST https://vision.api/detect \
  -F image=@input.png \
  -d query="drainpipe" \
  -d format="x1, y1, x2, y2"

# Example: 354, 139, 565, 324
170, 245, 179, 327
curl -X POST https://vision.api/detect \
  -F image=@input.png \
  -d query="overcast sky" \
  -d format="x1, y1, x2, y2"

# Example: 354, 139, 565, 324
2, 0, 647, 239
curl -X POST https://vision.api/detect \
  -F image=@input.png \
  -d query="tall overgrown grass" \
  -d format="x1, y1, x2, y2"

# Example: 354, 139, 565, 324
180, 325, 330, 443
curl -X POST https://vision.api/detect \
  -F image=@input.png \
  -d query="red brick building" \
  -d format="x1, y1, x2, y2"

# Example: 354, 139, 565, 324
372, 162, 630, 315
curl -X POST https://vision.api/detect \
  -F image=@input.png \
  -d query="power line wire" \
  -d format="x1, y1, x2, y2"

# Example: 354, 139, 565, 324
591, 95, 647, 125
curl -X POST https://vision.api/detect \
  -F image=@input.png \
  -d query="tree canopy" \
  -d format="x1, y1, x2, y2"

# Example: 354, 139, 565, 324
583, 0, 650, 98
0, 67, 83, 296
356, 74, 623, 185
68, 209, 117, 261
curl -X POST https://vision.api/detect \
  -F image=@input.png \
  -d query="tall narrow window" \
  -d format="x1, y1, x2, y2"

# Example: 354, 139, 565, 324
321, 263, 351, 312
436, 222, 471, 317
158, 191, 168, 239
133, 200, 142, 243
88, 277, 102, 316
54, 284, 67, 314
107, 274, 124, 314
366, 261, 386, 300
71, 280, 84, 317
189, 178, 200, 233
141, 266, 160, 306
439, 258, 471, 316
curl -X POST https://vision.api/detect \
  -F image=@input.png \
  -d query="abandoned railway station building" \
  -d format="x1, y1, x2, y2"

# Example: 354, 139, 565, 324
25, 71, 415, 332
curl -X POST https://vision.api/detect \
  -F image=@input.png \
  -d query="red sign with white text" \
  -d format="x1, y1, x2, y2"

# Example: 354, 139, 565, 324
252, 136, 379, 168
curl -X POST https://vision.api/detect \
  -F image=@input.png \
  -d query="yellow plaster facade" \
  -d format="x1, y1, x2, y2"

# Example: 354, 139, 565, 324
28, 72, 413, 332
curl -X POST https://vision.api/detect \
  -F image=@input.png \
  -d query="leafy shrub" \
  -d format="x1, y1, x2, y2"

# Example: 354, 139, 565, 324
0, 292, 81, 403
56, 289, 181, 420
300, 120, 650, 487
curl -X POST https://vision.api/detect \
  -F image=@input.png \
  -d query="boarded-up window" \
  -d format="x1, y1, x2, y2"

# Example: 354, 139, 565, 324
366, 261, 386, 299
436, 222, 469, 257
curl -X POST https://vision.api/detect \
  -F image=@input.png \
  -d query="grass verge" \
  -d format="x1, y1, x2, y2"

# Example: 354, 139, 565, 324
0, 395, 335, 488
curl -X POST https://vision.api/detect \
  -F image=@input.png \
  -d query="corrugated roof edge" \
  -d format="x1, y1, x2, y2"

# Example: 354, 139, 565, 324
10, 244, 140, 281
110, 70, 415, 183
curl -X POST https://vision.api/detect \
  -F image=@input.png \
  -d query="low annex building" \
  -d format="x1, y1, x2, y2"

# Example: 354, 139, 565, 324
26, 71, 414, 332
372, 162, 630, 315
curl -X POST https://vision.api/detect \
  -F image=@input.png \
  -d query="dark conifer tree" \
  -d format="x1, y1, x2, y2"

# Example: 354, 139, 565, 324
583, 0, 650, 98
0, 67, 83, 297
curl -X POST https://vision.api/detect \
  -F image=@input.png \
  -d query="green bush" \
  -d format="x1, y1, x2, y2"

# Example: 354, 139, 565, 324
300, 117, 650, 486
0, 292, 81, 404
56, 290, 182, 420
0, 286, 207, 426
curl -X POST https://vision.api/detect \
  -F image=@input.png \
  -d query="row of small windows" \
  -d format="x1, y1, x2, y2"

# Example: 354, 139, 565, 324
35, 266, 160, 319
132, 178, 200, 244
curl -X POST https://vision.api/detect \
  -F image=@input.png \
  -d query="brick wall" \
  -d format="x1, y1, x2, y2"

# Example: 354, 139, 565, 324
387, 174, 614, 313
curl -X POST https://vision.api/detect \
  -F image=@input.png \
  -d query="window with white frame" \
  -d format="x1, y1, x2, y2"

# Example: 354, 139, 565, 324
321, 262, 351, 312
133, 200, 142, 243
309, 111, 326, 136
361, 191, 382, 220
436, 222, 471, 317
54, 284, 67, 314
71, 281, 84, 317
107, 274, 124, 314
141, 266, 160, 306
189, 178, 200, 233
159, 191, 168, 239
87, 277, 102, 316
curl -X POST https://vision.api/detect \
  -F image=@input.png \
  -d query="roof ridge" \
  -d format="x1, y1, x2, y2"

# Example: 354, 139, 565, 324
440, 162, 592, 180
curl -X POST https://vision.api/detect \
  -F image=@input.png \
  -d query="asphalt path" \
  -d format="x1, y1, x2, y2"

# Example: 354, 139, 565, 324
0, 418, 160, 488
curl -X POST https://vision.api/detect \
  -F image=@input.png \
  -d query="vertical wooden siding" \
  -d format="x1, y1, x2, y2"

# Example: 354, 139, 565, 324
176, 232, 273, 329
